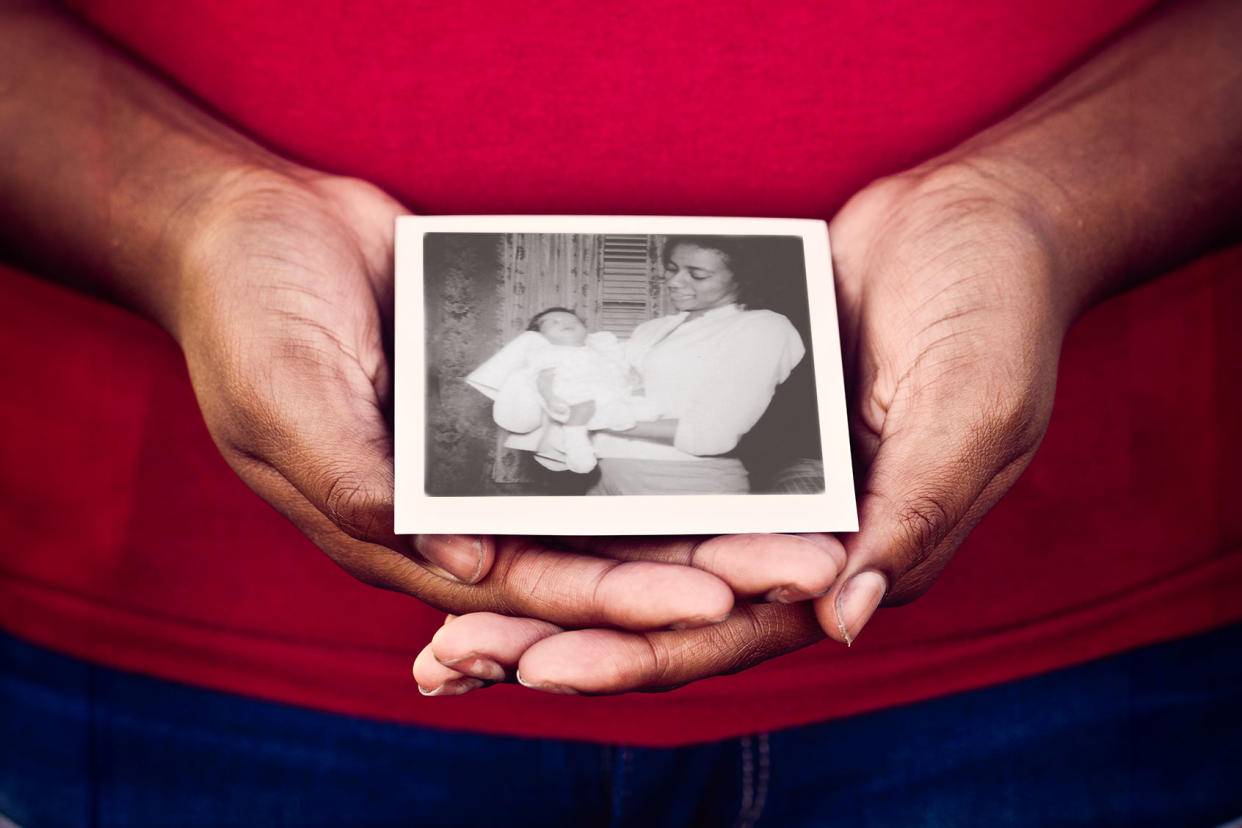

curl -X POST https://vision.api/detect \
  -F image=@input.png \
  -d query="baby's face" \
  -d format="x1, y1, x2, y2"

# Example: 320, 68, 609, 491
538, 311, 588, 345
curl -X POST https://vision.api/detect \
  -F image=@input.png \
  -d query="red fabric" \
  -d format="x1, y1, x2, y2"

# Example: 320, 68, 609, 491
3, 0, 1240, 746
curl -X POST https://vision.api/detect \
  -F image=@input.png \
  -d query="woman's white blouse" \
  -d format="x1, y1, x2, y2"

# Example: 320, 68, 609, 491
592, 304, 805, 461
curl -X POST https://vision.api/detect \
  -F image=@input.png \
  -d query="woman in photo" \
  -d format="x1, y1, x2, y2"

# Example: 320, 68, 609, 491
587, 236, 807, 495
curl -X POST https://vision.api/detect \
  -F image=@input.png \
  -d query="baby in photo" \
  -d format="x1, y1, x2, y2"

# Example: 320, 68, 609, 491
466, 307, 660, 473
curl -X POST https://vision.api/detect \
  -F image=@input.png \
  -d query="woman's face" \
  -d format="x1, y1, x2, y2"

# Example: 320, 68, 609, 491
662, 244, 739, 313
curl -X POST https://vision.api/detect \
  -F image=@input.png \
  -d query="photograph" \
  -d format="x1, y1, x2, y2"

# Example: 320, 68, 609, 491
395, 216, 858, 535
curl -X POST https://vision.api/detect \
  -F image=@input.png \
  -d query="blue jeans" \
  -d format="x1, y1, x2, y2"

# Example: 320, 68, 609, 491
3, 626, 1241, 828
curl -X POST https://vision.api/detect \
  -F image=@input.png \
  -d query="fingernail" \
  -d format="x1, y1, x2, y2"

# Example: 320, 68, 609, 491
669, 611, 732, 631
415, 535, 485, 584
418, 678, 485, 697
516, 670, 579, 695
835, 571, 887, 647
442, 655, 505, 682
764, 584, 823, 604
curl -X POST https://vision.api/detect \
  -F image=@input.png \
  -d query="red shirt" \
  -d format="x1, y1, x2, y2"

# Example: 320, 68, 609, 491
1, 0, 1239, 745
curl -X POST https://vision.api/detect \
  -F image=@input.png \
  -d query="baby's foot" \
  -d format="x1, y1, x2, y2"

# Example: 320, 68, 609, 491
562, 426, 597, 473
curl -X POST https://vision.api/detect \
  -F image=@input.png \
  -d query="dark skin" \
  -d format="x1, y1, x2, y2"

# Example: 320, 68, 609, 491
1, 0, 1239, 696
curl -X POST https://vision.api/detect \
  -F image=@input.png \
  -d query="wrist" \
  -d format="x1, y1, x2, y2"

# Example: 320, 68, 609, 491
168, 162, 337, 341
924, 148, 1113, 330
948, 149, 1112, 334
913, 0, 1242, 325
841, 159, 1076, 341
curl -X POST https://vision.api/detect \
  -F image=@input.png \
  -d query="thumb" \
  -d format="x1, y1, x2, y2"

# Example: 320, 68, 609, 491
816, 387, 1047, 645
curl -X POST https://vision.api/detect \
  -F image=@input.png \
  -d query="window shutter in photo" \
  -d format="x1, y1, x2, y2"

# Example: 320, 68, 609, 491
597, 235, 657, 336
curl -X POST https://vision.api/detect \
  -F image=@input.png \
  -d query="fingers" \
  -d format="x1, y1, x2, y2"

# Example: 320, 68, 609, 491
413, 535, 493, 585
231, 483, 738, 630
413, 643, 484, 696
474, 540, 734, 630
547, 533, 847, 603
416, 605, 824, 696
412, 534, 844, 643
701, 534, 845, 602
415, 612, 564, 694
248, 429, 838, 626
517, 604, 821, 695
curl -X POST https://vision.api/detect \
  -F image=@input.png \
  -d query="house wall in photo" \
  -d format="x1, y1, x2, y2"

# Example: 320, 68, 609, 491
423, 233, 506, 495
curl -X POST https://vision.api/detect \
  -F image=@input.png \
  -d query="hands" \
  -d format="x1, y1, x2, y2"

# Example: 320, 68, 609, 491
172, 169, 850, 635
6, 0, 1237, 701
416, 534, 843, 695
413, 162, 1067, 695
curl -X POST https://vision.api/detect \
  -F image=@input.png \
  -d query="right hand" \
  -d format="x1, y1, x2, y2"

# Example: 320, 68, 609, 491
413, 159, 1071, 695
169, 167, 844, 666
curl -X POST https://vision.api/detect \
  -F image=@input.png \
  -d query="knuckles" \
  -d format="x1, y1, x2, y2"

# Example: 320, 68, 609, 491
319, 470, 393, 542
891, 491, 954, 573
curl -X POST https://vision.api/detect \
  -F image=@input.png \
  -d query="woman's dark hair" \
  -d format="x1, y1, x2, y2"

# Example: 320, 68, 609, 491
661, 235, 755, 303
527, 306, 581, 332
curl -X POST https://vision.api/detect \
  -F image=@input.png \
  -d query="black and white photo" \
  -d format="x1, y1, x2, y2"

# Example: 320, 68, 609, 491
395, 216, 856, 535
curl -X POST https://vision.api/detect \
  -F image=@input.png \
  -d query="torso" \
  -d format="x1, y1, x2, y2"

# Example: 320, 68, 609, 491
5, 0, 1239, 746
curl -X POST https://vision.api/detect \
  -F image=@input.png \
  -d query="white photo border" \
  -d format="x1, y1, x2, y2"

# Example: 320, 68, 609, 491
395, 215, 857, 535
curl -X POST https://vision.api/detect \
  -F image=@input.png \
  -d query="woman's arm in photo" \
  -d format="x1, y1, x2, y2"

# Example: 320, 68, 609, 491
667, 311, 804, 456
604, 311, 804, 452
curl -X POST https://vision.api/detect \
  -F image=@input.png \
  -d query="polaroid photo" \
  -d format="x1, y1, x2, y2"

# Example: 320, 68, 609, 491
395, 216, 857, 535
